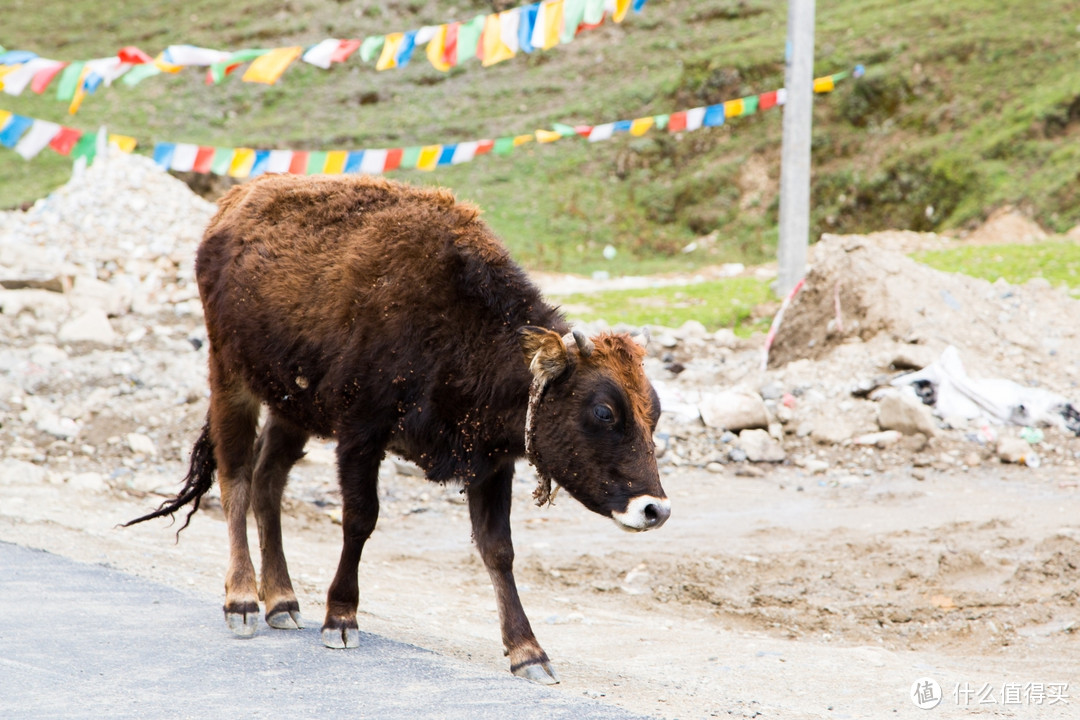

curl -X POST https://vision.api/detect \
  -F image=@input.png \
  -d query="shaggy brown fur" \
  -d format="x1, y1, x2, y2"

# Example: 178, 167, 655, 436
127, 173, 668, 683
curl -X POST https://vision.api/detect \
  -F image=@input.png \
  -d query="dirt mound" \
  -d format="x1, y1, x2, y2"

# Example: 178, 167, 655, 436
963, 206, 1048, 245
767, 232, 1080, 389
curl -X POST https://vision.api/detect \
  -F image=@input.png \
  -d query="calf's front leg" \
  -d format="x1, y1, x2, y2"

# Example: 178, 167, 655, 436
322, 432, 384, 649
468, 464, 558, 684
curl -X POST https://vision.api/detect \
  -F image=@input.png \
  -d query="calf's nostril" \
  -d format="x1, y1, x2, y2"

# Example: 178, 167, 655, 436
642, 502, 670, 526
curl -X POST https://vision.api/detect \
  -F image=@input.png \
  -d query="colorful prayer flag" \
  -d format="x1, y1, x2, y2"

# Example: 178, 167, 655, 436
629, 116, 654, 136
266, 149, 293, 173
108, 134, 137, 152
242, 46, 303, 84
426, 25, 452, 72
324, 150, 348, 174
48, 126, 81, 155
0, 114, 32, 147
13, 119, 60, 159
229, 148, 256, 177
376, 34, 404, 71
169, 143, 199, 172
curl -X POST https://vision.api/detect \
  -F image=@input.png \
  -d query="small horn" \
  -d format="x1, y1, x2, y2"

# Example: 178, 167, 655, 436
563, 328, 594, 357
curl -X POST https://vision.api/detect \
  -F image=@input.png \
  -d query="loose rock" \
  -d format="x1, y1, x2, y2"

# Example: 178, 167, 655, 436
699, 389, 768, 431
737, 429, 786, 463
877, 392, 938, 437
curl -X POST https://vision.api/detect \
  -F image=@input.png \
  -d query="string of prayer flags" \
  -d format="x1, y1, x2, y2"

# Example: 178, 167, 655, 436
0, 110, 137, 162
0, 66, 860, 176
0, 0, 648, 113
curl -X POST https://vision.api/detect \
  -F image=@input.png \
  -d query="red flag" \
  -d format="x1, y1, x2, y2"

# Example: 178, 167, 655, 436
332, 39, 362, 63
288, 152, 309, 174
474, 139, 495, 156
384, 148, 403, 171
117, 46, 153, 64
48, 126, 82, 155
193, 146, 216, 173
667, 111, 688, 133
442, 23, 459, 67
31, 62, 67, 94
759, 91, 778, 111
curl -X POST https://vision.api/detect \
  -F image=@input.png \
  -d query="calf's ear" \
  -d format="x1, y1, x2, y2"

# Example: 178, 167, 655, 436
518, 326, 569, 382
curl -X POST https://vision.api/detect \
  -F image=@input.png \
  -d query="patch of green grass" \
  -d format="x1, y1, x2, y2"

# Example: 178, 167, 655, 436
556, 276, 775, 334
914, 240, 1080, 290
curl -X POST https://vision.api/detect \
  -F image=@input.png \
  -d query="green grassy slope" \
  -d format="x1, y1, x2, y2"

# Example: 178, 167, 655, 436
2, 0, 1078, 275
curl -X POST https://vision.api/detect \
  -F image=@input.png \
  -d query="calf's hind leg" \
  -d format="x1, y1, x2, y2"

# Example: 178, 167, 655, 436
208, 359, 263, 637
468, 463, 558, 684
251, 411, 309, 630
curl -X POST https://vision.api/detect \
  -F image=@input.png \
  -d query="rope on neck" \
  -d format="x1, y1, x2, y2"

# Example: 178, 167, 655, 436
525, 373, 560, 507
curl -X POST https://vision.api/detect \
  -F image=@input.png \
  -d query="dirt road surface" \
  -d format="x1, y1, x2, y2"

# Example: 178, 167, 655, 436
3, 452, 1077, 719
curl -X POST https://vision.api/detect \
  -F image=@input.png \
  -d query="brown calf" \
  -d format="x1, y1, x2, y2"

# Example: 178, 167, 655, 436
127, 174, 669, 683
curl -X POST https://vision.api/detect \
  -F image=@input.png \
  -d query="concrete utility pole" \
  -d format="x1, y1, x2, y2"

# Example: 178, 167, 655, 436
776, 0, 816, 297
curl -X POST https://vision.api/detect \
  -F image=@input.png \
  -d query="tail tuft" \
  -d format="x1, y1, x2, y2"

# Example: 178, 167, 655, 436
123, 419, 216, 536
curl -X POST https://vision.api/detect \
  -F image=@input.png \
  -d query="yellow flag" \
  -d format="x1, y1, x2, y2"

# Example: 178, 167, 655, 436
0, 110, 12, 128
376, 33, 404, 71
813, 76, 835, 93
629, 117, 655, 136
723, 98, 744, 118
482, 13, 516, 67
535, 129, 562, 143
426, 25, 452, 72
68, 65, 92, 115
153, 53, 184, 73
0, 64, 20, 90
543, 0, 564, 50
324, 150, 348, 174
514, 134, 535, 147
229, 148, 256, 178
613, 0, 632, 22
109, 134, 138, 152
242, 47, 303, 84
417, 145, 442, 171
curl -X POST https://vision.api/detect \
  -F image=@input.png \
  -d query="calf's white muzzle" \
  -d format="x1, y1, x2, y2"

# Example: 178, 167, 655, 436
612, 495, 671, 532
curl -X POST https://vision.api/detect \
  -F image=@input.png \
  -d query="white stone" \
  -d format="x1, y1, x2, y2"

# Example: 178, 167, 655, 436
58, 307, 116, 345
877, 391, 938, 436
737, 428, 786, 463
68, 472, 107, 492
126, 432, 157, 456
36, 415, 80, 440
0, 458, 47, 485
699, 389, 769, 431
712, 329, 738, 348
70, 275, 130, 316
853, 430, 903, 447
810, 416, 854, 445
996, 436, 1031, 464
0, 288, 71, 320
29, 343, 68, 366
677, 320, 708, 339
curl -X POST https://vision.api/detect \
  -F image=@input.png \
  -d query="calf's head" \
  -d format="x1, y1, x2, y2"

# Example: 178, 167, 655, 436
520, 327, 670, 532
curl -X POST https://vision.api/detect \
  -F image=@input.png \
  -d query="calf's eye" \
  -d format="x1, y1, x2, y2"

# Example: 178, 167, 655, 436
593, 404, 614, 423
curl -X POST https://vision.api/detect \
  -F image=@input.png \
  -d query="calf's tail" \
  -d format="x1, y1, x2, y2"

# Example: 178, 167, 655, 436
123, 418, 217, 535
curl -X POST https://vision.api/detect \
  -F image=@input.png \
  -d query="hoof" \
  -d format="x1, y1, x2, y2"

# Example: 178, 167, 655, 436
266, 601, 304, 630
512, 660, 560, 685
224, 601, 259, 638
321, 622, 360, 649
